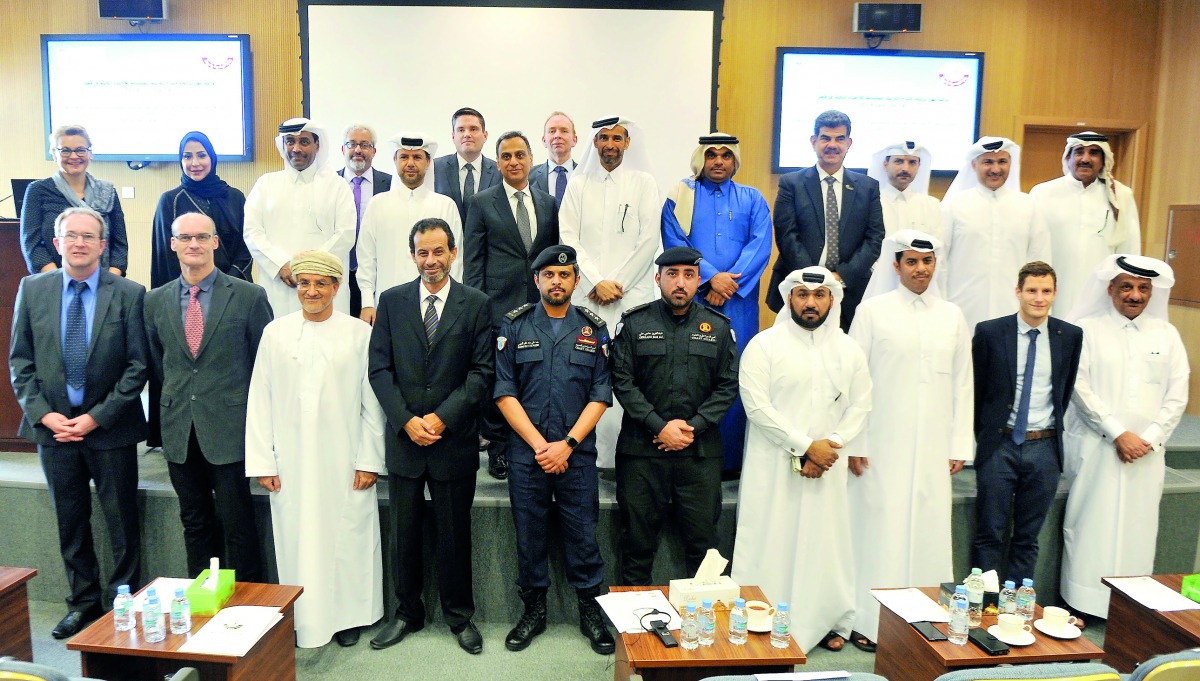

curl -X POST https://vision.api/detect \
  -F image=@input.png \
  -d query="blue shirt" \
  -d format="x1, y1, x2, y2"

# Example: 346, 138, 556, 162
178, 268, 219, 323
1008, 316, 1054, 430
60, 267, 101, 407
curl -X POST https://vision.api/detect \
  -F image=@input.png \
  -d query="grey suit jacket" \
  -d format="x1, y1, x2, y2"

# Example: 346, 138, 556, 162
432, 153, 500, 221
337, 167, 393, 195
144, 270, 273, 465
9, 269, 149, 448
529, 159, 577, 197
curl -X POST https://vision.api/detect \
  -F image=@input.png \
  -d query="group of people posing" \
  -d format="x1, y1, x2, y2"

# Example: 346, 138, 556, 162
10, 107, 1187, 662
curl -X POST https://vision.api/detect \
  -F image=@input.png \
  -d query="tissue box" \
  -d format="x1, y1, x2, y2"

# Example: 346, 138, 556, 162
1182, 574, 1200, 603
938, 582, 998, 610
186, 569, 235, 616
668, 576, 740, 610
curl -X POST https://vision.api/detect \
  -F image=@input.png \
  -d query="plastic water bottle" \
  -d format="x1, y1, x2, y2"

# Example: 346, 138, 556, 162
948, 585, 969, 645
113, 585, 134, 632
728, 598, 748, 645
680, 602, 700, 650
1016, 578, 1037, 623
698, 599, 716, 646
142, 588, 166, 643
998, 580, 1018, 615
770, 601, 791, 648
170, 587, 192, 635
965, 568, 985, 627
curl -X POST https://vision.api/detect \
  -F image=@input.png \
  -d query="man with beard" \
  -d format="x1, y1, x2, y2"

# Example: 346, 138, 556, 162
610, 246, 739, 585
866, 140, 943, 239
493, 245, 614, 655
529, 112, 578, 209
367, 218, 493, 654
337, 123, 392, 317
732, 266, 871, 654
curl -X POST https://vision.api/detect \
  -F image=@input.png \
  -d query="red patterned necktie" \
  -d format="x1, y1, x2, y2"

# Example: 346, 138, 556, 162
185, 285, 203, 358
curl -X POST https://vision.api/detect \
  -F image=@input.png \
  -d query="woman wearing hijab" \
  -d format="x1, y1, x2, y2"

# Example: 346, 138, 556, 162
20, 124, 129, 275
150, 131, 252, 287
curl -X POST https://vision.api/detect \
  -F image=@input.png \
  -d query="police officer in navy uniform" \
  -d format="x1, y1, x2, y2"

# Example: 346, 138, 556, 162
611, 246, 740, 586
494, 244, 615, 655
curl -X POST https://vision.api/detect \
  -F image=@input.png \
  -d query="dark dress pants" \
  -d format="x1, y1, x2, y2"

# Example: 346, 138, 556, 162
508, 457, 604, 590
389, 471, 477, 631
349, 269, 362, 318
39, 441, 141, 612
616, 454, 723, 586
165, 427, 263, 582
972, 437, 1060, 584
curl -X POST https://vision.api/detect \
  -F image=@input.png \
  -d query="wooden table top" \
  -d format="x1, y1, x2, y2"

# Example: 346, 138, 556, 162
887, 586, 1103, 667
0, 567, 37, 593
1102, 574, 1200, 641
67, 581, 303, 664
611, 585, 806, 669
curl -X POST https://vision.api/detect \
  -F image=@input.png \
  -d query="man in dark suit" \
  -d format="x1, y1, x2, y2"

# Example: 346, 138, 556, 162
971, 261, 1083, 584
8, 206, 148, 639
367, 217, 494, 655
433, 107, 501, 223
337, 124, 393, 317
144, 212, 272, 584
464, 131, 559, 480
528, 112, 578, 208
767, 110, 884, 330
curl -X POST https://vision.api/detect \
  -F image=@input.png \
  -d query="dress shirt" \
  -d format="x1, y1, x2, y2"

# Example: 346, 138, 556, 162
178, 268, 218, 323
342, 166, 377, 224
60, 266, 101, 407
816, 166, 846, 268
548, 161, 575, 186
458, 154, 482, 198
504, 181, 539, 243
1007, 317, 1054, 430
421, 277, 451, 321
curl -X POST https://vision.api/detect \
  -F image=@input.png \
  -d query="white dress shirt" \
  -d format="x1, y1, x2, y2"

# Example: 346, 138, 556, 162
817, 166, 845, 268
1008, 316, 1054, 430
421, 277, 451, 321
458, 154, 482, 198
504, 181, 539, 243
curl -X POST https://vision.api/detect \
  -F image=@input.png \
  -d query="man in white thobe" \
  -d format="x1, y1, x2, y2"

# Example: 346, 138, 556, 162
245, 250, 385, 649
559, 116, 661, 470
867, 140, 943, 240
846, 229, 973, 650
941, 137, 1051, 332
356, 133, 462, 325
732, 266, 871, 654
244, 118, 357, 317
1060, 254, 1189, 618
1031, 132, 1142, 316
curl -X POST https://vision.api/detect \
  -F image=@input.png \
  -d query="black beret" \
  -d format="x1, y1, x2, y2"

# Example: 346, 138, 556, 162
655, 246, 703, 267
531, 245, 577, 271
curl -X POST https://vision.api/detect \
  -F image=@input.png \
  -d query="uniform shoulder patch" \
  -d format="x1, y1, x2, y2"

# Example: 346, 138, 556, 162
576, 305, 606, 329
505, 303, 535, 321
623, 301, 655, 316
702, 306, 732, 323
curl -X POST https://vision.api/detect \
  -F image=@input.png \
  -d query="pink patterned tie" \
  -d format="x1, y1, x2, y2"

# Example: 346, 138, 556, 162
185, 285, 203, 358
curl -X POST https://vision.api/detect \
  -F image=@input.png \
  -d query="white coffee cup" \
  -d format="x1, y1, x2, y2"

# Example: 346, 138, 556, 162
746, 600, 775, 630
1042, 606, 1079, 629
997, 613, 1032, 637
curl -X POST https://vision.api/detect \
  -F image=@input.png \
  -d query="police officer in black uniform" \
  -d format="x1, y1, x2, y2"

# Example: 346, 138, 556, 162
493, 244, 615, 655
611, 246, 740, 586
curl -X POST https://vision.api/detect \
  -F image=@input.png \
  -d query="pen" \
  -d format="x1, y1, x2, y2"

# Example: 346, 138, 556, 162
620, 204, 629, 232
728, 210, 732, 221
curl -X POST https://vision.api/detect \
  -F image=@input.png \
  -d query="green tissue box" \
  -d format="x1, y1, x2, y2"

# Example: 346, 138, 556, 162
186, 569, 235, 616
1182, 574, 1200, 603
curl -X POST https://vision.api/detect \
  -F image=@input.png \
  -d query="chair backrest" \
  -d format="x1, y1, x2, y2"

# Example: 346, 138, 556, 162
933, 662, 1121, 681
166, 669, 201, 681
1128, 648, 1200, 681
701, 674, 889, 681
0, 657, 72, 681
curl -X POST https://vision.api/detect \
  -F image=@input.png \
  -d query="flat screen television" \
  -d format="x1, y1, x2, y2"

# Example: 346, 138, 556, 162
41, 34, 254, 162
773, 47, 984, 174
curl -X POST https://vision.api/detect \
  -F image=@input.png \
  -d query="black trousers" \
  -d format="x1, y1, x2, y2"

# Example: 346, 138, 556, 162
39, 441, 141, 612
388, 471, 476, 631
165, 427, 263, 582
349, 269, 362, 318
971, 437, 1060, 584
616, 455, 722, 586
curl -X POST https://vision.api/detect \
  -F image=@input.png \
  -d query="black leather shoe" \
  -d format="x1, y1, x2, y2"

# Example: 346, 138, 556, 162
488, 451, 509, 480
51, 608, 99, 640
335, 627, 360, 647
505, 587, 547, 651
370, 619, 423, 650
455, 621, 483, 654
577, 586, 615, 655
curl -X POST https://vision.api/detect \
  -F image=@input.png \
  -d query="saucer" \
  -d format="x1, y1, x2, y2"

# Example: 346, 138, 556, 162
987, 625, 1034, 646
1034, 619, 1081, 639
748, 622, 772, 633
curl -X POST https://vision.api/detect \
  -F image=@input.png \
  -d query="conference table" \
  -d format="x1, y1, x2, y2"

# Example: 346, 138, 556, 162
67, 581, 302, 681
0, 566, 38, 662
1102, 574, 1200, 672
611, 585, 806, 681
873, 586, 1104, 681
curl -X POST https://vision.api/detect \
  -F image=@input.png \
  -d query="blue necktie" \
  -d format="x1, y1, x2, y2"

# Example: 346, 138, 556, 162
553, 166, 567, 207
423, 294, 439, 344
64, 280, 88, 389
1012, 328, 1039, 444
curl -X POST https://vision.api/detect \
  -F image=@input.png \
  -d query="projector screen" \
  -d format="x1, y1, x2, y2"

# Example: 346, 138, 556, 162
773, 47, 984, 174
41, 34, 255, 162
301, 2, 720, 193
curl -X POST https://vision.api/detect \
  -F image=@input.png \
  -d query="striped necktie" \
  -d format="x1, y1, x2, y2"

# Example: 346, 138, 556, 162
423, 294, 439, 343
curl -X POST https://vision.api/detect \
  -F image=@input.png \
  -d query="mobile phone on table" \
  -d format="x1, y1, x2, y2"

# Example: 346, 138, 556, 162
911, 621, 947, 641
968, 627, 1010, 655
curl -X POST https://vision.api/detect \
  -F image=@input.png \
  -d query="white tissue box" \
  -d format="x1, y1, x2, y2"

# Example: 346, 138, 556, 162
668, 576, 740, 610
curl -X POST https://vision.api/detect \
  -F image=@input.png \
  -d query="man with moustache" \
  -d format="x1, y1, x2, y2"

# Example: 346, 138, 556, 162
368, 218, 493, 654
244, 118, 357, 317
434, 107, 501, 223
866, 140, 943, 239
245, 250, 386, 648
463, 131, 560, 479
493, 245, 614, 655
357, 133, 462, 325
529, 112, 579, 208
610, 246, 739, 586
337, 124, 392, 317
941, 137, 1051, 331
1031, 132, 1142, 315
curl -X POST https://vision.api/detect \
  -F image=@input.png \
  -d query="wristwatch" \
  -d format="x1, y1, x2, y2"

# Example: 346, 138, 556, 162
564, 435, 579, 450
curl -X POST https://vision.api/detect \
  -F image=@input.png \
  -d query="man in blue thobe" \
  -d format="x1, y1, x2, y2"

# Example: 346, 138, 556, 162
662, 133, 772, 471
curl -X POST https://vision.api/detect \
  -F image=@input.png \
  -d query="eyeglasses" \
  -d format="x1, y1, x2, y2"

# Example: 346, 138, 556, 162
59, 232, 101, 244
343, 142, 375, 150
56, 147, 91, 157
173, 234, 214, 243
